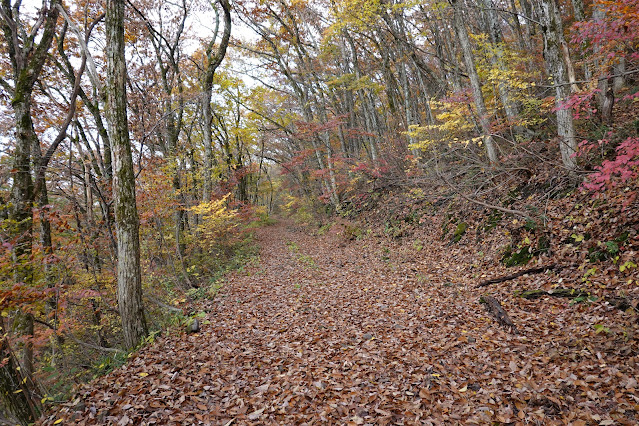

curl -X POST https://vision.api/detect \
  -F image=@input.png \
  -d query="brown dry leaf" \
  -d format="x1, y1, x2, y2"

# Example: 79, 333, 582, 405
39, 218, 639, 425
247, 408, 265, 420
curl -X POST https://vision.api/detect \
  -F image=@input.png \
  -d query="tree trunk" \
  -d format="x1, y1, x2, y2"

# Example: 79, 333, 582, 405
106, 0, 148, 349
539, 0, 578, 170
0, 321, 40, 425
481, 0, 521, 123
450, 0, 498, 164
1, 2, 60, 410
201, 0, 231, 201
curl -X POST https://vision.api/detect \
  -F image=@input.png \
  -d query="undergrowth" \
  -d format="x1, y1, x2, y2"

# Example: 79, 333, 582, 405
39, 215, 267, 409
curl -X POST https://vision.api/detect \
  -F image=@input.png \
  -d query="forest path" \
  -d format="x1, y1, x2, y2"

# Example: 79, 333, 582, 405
43, 220, 637, 425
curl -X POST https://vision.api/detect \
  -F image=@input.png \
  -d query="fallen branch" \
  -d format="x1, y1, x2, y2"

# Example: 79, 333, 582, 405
517, 288, 589, 299
480, 295, 517, 332
145, 295, 183, 313
66, 334, 125, 355
34, 318, 124, 354
608, 296, 638, 313
518, 291, 638, 313
478, 264, 565, 287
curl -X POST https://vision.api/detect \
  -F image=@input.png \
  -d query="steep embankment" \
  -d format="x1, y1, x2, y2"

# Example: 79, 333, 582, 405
42, 219, 638, 425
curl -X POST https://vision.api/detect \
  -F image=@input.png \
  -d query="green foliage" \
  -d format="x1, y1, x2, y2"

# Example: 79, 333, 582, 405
248, 206, 277, 227
297, 254, 317, 268
588, 240, 620, 262
281, 194, 316, 225
570, 294, 597, 305
501, 244, 534, 267
287, 240, 316, 268
483, 210, 503, 232
619, 261, 637, 273
343, 224, 362, 240
501, 231, 550, 267
189, 194, 239, 251
451, 222, 468, 243
384, 221, 404, 239
316, 222, 333, 236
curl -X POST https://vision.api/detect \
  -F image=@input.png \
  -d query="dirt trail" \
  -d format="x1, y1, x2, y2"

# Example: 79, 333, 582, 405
43, 220, 638, 425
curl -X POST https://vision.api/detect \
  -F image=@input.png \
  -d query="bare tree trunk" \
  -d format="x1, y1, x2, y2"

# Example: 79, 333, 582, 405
201, 0, 231, 201
613, 57, 625, 91
571, 0, 585, 21
450, 0, 498, 164
0, 321, 39, 425
1, 0, 60, 414
539, 0, 577, 170
481, 0, 521, 123
106, 0, 148, 349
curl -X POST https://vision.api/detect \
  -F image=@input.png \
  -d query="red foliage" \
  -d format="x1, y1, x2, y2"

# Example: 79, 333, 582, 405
571, 0, 639, 63
557, 90, 599, 120
579, 136, 639, 195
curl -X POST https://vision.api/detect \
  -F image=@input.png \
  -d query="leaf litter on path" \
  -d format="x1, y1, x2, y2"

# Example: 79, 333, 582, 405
41, 220, 639, 425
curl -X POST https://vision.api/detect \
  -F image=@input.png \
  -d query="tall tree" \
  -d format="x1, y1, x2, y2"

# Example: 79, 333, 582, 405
538, 0, 578, 170
450, 0, 498, 164
201, 0, 232, 202
105, 0, 148, 348
0, 0, 61, 418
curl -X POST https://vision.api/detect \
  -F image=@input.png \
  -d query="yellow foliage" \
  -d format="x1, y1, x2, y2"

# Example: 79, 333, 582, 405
407, 100, 476, 151
325, 0, 382, 35
189, 195, 238, 249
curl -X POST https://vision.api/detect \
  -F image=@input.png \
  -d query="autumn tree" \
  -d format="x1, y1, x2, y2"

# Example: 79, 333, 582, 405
106, 0, 148, 349
0, 0, 61, 420
201, 0, 231, 202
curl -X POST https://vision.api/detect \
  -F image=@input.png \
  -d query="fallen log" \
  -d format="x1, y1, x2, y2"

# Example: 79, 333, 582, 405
518, 291, 638, 313
517, 288, 590, 300
478, 264, 565, 287
480, 295, 517, 332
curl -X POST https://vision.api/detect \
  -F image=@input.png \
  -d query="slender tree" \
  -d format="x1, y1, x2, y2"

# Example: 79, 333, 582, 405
450, 0, 498, 164
201, 0, 232, 202
0, 0, 61, 418
538, 0, 577, 170
105, 0, 148, 348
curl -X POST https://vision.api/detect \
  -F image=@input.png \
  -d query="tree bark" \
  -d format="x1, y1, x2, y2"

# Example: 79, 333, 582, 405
450, 0, 498, 164
480, 295, 517, 332
0, 0, 60, 416
201, 0, 232, 202
539, 0, 578, 170
0, 321, 39, 425
105, 0, 148, 349
480, 0, 521, 123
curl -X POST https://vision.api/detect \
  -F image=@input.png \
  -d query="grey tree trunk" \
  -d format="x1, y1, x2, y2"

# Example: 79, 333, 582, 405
105, 0, 148, 349
480, 0, 521, 122
450, 0, 498, 164
201, 0, 232, 201
571, 0, 585, 21
0, 0, 60, 418
613, 58, 625, 91
539, 0, 578, 170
